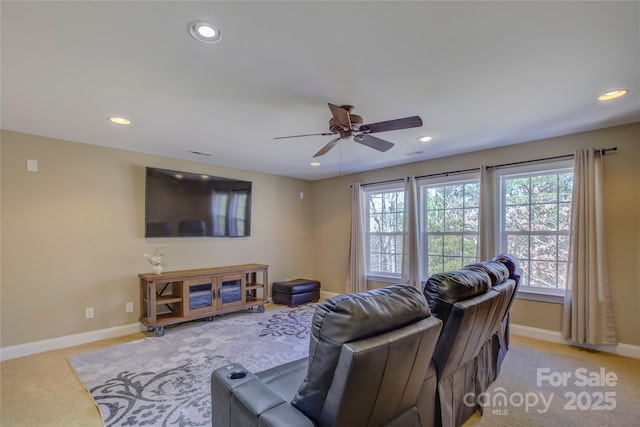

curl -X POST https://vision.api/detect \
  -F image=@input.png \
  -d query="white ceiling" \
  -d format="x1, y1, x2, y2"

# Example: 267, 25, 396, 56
2, 1, 639, 181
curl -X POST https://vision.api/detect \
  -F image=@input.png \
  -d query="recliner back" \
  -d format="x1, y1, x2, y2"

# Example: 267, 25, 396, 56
292, 284, 442, 427
422, 259, 516, 427
320, 315, 442, 427
425, 260, 514, 377
433, 290, 503, 378
474, 279, 517, 395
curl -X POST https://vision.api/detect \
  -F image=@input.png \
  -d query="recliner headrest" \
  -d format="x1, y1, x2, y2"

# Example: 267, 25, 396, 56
311, 284, 430, 344
492, 253, 519, 277
464, 261, 509, 285
423, 269, 491, 309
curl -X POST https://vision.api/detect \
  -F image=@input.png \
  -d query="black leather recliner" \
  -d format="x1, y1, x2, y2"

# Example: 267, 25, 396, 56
211, 284, 443, 427
420, 254, 521, 427
488, 253, 522, 380
211, 255, 520, 427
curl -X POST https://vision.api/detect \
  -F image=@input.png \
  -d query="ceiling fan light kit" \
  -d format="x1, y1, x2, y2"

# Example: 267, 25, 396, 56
275, 103, 423, 158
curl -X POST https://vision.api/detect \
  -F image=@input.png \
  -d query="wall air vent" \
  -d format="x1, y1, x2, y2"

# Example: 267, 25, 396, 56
188, 150, 212, 157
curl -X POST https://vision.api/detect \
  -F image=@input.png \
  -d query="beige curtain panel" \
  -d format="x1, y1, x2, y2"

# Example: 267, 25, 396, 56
347, 183, 368, 293
479, 165, 497, 261
562, 148, 617, 345
403, 175, 423, 287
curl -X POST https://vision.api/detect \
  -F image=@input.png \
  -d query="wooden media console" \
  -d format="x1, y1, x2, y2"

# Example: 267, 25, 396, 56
138, 263, 268, 336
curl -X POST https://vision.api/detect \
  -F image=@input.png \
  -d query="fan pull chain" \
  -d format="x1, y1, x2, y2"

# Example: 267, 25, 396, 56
339, 140, 343, 177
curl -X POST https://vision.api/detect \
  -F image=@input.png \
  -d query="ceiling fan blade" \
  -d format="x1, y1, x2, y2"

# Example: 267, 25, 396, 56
353, 134, 395, 152
327, 103, 351, 129
274, 132, 335, 140
313, 137, 341, 158
359, 116, 423, 134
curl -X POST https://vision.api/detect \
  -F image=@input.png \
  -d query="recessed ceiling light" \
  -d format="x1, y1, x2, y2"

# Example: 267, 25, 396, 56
598, 89, 628, 101
189, 21, 222, 43
310, 162, 321, 167
109, 116, 130, 125
417, 136, 433, 143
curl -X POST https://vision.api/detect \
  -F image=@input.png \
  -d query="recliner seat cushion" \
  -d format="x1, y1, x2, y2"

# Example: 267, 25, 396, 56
291, 284, 431, 421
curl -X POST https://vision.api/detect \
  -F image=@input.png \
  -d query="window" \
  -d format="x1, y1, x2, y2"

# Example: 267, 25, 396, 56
498, 161, 573, 296
364, 185, 405, 278
419, 176, 480, 275
359, 161, 574, 295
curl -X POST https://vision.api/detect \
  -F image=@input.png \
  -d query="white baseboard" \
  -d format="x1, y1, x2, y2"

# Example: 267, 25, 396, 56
0, 323, 143, 361
2, 296, 339, 361
320, 290, 340, 299
511, 323, 640, 360
5, 314, 637, 362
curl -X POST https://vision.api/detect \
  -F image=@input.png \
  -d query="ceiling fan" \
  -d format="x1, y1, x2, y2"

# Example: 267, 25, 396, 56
274, 103, 423, 158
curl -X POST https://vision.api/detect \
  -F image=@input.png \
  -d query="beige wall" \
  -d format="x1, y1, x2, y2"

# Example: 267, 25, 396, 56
310, 122, 640, 346
2, 123, 638, 349
0, 130, 314, 347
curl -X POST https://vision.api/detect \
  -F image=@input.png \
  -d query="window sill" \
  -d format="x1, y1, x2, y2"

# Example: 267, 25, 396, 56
366, 275, 402, 284
515, 289, 564, 304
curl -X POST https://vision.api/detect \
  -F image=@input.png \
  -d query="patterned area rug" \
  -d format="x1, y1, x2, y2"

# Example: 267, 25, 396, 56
68, 304, 316, 426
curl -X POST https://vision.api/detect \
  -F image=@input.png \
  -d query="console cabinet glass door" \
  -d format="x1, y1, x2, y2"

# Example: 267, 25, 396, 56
185, 278, 215, 316
216, 274, 245, 310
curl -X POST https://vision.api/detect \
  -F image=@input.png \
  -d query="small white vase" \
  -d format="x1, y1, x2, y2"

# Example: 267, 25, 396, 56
151, 265, 163, 274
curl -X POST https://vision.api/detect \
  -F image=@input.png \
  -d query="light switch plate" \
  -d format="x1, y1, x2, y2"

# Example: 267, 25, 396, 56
27, 159, 38, 172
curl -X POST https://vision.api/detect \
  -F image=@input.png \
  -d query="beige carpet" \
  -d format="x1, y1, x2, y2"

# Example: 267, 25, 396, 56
1, 333, 144, 427
2, 329, 638, 426
463, 336, 640, 426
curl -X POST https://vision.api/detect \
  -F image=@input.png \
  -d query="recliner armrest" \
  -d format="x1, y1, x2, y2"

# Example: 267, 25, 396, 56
258, 403, 317, 427
211, 363, 315, 427
212, 363, 260, 427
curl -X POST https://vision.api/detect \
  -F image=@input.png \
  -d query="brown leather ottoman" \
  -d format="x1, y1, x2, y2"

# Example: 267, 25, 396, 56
272, 279, 321, 306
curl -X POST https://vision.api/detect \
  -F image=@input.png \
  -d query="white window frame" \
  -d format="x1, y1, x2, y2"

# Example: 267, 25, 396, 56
363, 182, 406, 280
418, 173, 481, 276
496, 160, 573, 303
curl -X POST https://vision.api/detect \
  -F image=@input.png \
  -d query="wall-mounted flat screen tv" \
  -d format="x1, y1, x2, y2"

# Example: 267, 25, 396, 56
145, 167, 252, 238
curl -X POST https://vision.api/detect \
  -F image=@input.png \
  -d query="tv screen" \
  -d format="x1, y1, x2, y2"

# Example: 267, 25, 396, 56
145, 167, 251, 238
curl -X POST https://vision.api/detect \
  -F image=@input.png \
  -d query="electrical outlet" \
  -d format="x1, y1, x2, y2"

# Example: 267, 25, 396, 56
85, 307, 94, 319
126, 302, 134, 313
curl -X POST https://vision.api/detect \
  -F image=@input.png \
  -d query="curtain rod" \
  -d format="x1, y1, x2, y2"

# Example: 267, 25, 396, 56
358, 147, 617, 188
360, 166, 481, 187
415, 166, 480, 180
486, 147, 617, 170
360, 177, 405, 188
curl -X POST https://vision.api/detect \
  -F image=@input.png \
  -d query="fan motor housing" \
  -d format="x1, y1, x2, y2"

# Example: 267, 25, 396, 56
329, 118, 343, 133
350, 114, 363, 130
329, 114, 363, 133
